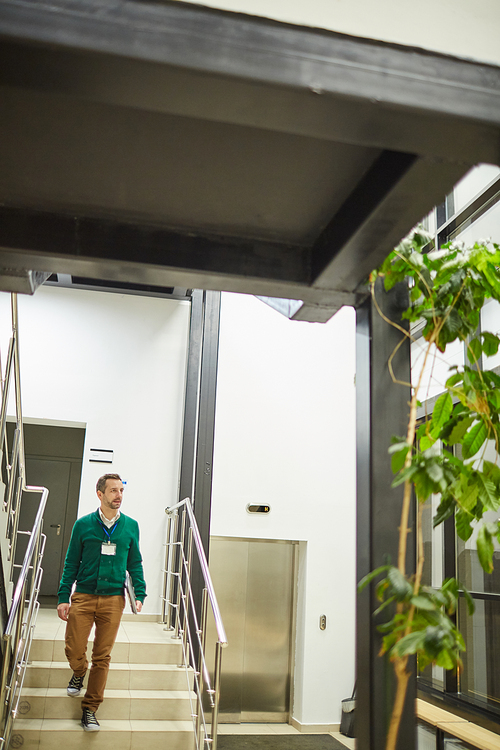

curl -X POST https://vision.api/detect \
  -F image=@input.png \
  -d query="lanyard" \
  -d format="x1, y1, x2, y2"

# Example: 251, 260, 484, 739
98, 518, 119, 544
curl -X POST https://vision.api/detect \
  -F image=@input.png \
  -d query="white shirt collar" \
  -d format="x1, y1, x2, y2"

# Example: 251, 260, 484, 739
98, 508, 121, 528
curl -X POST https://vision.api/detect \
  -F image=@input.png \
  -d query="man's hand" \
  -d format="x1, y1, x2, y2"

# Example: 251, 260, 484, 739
57, 603, 70, 621
135, 601, 143, 613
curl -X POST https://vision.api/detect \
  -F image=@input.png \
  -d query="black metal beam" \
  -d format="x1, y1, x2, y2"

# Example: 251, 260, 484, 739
311, 154, 473, 295
311, 150, 417, 281
0, 206, 363, 310
356, 279, 415, 750
0, 206, 307, 284
1, 1, 500, 163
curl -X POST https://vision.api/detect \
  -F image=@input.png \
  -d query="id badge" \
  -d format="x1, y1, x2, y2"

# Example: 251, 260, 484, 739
101, 542, 116, 556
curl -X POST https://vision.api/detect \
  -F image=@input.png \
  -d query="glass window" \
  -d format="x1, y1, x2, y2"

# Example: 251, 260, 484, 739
417, 721, 436, 750
449, 200, 500, 246
453, 165, 500, 214
411, 338, 464, 402
457, 597, 500, 709
416, 164, 500, 724
481, 299, 500, 370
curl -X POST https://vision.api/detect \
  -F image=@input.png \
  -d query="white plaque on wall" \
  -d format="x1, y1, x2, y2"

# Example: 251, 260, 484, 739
89, 448, 114, 463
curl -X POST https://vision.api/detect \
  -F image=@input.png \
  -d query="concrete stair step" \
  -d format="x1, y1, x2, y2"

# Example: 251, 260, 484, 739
19, 687, 194, 720
11, 718, 194, 750
30, 637, 183, 664
25, 662, 190, 691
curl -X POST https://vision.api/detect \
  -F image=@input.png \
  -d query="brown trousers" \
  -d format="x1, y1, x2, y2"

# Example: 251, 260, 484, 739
65, 592, 125, 711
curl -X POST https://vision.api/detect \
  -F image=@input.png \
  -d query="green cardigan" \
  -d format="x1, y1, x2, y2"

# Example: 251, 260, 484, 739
57, 510, 147, 604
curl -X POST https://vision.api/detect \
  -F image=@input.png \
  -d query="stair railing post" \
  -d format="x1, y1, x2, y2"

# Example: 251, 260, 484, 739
0, 635, 12, 738
4, 430, 20, 533
161, 511, 173, 626
0, 338, 14, 453
211, 641, 223, 750
11, 295, 25, 489
181, 527, 194, 665
196, 587, 208, 749
173, 509, 187, 640
8, 478, 23, 578
29, 530, 43, 605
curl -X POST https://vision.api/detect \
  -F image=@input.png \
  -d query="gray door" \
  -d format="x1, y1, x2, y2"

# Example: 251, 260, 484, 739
21, 458, 71, 596
9, 423, 85, 599
207, 536, 297, 723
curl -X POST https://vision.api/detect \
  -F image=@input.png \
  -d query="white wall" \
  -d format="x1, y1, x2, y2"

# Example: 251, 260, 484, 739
0, 286, 190, 615
178, 0, 500, 67
210, 293, 357, 727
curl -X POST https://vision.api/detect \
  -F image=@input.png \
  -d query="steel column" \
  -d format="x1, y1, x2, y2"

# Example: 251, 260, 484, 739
356, 279, 415, 750
177, 289, 221, 662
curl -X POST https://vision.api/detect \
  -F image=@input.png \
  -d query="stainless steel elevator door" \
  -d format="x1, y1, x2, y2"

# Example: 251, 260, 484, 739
208, 536, 296, 723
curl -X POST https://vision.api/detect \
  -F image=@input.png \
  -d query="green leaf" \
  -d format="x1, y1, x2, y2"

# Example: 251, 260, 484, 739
375, 578, 389, 602
436, 649, 455, 670
455, 510, 473, 541
391, 464, 418, 488
374, 595, 397, 616
460, 585, 476, 616
462, 421, 488, 459
431, 392, 453, 432
387, 567, 413, 600
484, 370, 500, 389
433, 495, 454, 527
357, 565, 391, 592
423, 625, 447, 657
410, 595, 436, 611
414, 468, 438, 502
425, 459, 444, 485
476, 473, 499, 511
446, 416, 474, 445
467, 337, 482, 364
460, 482, 480, 512
446, 372, 464, 388
420, 434, 435, 452
391, 630, 426, 658
476, 525, 494, 573
482, 331, 500, 357
390, 444, 410, 474
483, 460, 500, 489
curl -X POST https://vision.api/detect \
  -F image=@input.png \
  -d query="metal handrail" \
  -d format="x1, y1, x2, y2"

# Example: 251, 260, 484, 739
0, 293, 49, 750
162, 497, 227, 750
4, 488, 48, 637
166, 497, 227, 648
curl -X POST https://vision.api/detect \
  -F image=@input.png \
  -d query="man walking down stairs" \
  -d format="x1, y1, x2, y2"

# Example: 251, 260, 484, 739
12, 608, 194, 749
57, 473, 147, 732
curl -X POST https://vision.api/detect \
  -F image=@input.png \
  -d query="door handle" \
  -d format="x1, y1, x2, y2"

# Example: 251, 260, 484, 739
50, 524, 61, 536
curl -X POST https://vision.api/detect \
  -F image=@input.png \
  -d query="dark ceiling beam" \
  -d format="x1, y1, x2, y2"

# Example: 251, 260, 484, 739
290, 302, 345, 324
1, 1, 500, 164
256, 296, 354, 323
310, 154, 474, 293
0, 206, 361, 309
311, 150, 418, 280
0, 268, 50, 295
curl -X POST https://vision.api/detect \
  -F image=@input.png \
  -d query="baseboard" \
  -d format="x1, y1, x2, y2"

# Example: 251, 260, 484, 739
290, 718, 340, 734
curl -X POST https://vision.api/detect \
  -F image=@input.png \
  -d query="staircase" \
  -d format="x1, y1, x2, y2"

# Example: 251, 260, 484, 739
12, 609, 195, 750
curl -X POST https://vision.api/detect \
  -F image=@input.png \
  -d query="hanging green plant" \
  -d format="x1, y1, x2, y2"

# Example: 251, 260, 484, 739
359, 231, 500, 750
